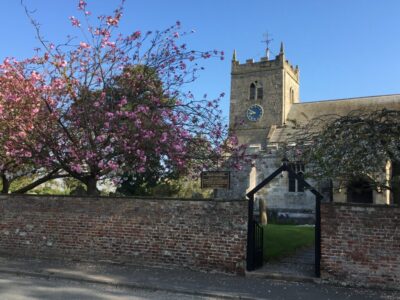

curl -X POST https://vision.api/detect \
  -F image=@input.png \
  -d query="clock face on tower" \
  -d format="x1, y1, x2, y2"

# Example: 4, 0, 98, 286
246, 104, 263, 122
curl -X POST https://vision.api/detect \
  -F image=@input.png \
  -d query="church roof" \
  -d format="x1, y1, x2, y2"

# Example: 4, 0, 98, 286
268, 94, 400, 144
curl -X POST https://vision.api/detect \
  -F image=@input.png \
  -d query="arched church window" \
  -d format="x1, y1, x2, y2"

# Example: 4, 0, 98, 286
250, 82, 263, 100
290, 88, 294, 104
257, 86, 263, 100
250, 83, 256, 100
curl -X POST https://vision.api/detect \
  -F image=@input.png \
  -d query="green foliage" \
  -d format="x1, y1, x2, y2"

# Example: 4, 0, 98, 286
173, 177, 213, 199
117, 174, 179, 197
63, 178, 87, 195
7, 177, 85, 195
113, 65, 182, 197
117, 174, 213, 198
21, 179, 68, 195
263, 224, 314, 261
290, 109, 400, 188
29, 184, 69, 195
9, 176, 36, 193
4, 175, 63, 194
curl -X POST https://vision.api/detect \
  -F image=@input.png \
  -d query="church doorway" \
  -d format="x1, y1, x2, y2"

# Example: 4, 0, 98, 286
246, 159, 323, 278
346, 178, 373, 204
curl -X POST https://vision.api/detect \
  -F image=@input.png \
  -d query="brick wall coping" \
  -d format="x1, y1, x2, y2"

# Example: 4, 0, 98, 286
0, 194, 246, 203
322, 202, 398, 209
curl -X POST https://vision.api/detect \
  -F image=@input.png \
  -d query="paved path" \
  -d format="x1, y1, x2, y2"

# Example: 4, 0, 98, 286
255, 246, 315, 278
0, 255, 399, 300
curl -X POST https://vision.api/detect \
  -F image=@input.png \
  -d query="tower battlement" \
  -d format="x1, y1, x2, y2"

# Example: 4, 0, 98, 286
231, 43, 299, 81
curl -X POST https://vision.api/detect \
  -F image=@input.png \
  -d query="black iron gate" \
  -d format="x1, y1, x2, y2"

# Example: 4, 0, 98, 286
246, 159, 323, 277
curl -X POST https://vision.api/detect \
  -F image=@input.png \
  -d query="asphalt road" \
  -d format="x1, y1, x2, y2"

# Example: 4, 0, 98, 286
0, 270, 399, 300
0, 273, 217, 300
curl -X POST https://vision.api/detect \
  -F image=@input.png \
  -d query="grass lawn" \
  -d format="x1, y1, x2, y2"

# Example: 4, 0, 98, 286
263, 224, 315, 261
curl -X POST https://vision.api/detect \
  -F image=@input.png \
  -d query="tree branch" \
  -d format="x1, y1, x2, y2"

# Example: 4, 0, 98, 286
12, 169, 70, 194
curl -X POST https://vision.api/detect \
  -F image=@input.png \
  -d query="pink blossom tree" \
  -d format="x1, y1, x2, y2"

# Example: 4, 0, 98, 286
0, 59, 39, 193
1, 0, 246, 195
0, 58, 70, 193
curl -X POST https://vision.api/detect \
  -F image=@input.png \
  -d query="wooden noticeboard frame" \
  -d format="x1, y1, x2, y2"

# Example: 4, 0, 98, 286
201, 171, 230, 189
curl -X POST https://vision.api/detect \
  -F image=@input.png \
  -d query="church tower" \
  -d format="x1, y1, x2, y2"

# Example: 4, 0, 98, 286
229, 43, 300, 149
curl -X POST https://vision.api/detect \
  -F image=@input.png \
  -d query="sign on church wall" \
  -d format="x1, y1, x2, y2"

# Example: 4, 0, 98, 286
201, 171, 230, 189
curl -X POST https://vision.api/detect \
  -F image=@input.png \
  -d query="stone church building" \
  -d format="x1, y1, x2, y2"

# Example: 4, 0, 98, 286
217, 43, 400, 222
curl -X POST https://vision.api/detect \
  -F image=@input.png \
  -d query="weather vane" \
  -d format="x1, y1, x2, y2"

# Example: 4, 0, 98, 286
261, 32, 273, 60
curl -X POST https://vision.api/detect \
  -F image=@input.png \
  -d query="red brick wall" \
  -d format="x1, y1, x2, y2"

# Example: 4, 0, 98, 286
321, 203, 400, 289
0, 195, 247, 274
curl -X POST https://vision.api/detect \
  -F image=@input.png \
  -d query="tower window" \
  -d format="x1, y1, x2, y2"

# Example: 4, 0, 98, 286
257, 87, 263, 100
250, 83, 256, 100
249, 82, 263, 100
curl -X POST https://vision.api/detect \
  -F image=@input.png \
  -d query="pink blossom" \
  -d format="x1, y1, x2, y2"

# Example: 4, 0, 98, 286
107, 160, 118, 171
98, 160, 105, 169
173, 144, 183, 152
160, 132, 168, 143
104, 41, 116, 48
96, 135, 106, 143
130, 31, 141, 40
71, 164, 82, 174
30, 71, 42, 81
79, 42, 91, 49
54, 60, 67, 68
119, 97, 127, 106
69, 16, 81, 27
78, 0, 87, 10
18, 131, 27, 139
106, 16, 119, 26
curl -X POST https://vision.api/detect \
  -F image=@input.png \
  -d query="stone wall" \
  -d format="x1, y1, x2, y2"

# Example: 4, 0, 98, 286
0, 195, 247, 274
216, 152, 316, 224
321, 202, 400, 289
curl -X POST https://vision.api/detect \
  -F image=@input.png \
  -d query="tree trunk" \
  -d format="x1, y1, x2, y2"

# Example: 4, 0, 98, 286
1, 174, 10, 194
85, 176, 99, 196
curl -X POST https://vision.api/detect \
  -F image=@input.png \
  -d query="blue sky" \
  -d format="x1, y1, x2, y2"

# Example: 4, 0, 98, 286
1, 0, 400, 120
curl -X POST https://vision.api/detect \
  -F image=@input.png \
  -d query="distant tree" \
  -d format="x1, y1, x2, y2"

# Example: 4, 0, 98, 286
286, 109, 400, 204
109, 65, 178, 195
